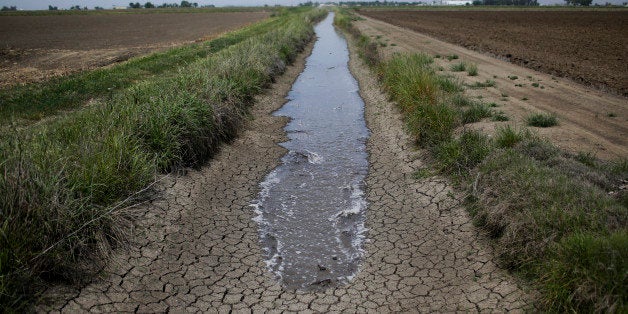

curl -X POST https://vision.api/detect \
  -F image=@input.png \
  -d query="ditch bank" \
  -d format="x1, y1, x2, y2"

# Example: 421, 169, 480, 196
40, 14, 533, 312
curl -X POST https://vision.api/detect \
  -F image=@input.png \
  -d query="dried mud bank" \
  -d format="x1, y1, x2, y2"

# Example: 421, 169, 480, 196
38, 41, 315, 313
40, 25, 532, 313
346, 34, 534, 311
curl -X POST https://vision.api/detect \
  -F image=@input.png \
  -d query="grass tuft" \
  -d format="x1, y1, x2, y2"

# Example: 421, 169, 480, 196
468, 79, 496, 89
434, 130, 492, 178
378, 53, 462, 146
446, 54, 459, 61
491, 111, 509, 122
450, 61, 466, 72
461, 103, 493, 124
466, 63, 478, 76
494, 125, 531, 148
527, 113, 558, 127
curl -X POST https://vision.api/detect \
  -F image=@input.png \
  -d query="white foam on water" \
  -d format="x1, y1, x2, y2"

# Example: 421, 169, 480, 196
250, 170, 280, 225
265, 237, 285, 278
305, 150, 323, 164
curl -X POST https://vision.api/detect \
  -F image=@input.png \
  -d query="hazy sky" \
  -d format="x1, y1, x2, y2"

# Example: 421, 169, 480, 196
0, 0, 624, 10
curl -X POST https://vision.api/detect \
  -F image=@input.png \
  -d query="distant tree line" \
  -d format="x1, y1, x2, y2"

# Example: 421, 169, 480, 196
564, 0, 593, 5
473, 0, 539, 5
1, 6, 17, 11
337, 1, 424, 5
130, 1, 201, 8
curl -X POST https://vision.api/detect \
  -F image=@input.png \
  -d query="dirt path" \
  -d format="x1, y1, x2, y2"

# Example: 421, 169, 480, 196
355, 15, 628, 160
40, 31, 532, 313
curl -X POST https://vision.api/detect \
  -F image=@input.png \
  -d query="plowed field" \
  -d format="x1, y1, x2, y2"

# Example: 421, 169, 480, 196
359, 10, 628, 96
0, 12, 269, 86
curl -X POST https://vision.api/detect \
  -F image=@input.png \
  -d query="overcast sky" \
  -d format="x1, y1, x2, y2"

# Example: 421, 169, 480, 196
0, 0, 624, 10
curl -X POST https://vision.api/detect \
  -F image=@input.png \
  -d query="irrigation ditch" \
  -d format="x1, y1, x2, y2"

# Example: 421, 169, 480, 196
2, 6, 624, 313
35, 9, 533, 312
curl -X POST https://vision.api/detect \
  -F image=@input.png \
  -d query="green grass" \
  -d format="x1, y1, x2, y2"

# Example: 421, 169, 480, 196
451, 93, 475, 107
575, 151, 597, 167
446, 54, 459, 61
527, 113, 558, 127
378, 53, 461, 146
0, 8, 326, 310
494, 125, 530, 148
338, 9, 627, 311
468, 79, 496, 89
466, 63, 478, 76
474, 145, 627, 312
450, 61, 466, 72
434, 130, 492, 179
0, 13, 289, 126
461, 103, 493, 124
412, 168, 434, 179
491, 111, 509, 122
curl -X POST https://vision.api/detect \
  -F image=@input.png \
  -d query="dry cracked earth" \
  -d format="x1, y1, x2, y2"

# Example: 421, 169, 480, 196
40, 34, 534, 313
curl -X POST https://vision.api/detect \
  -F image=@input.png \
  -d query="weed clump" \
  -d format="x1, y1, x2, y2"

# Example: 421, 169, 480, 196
434, 130, 492, 178
461, 103, 492, 124
379, 53, 462, 146
468, 79, 496, 89
466, 63, 478, 76
450, 62, 466, 72
494, 125, 530, 148
446, 54, 459, 61
527, 113, 558, 127
491, 111, 509, 122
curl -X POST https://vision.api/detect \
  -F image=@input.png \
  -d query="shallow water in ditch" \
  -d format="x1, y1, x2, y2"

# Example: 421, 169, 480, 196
250, 13, 370, 290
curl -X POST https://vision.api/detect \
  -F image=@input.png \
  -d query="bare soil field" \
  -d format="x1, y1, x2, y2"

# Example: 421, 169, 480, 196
359, 10, 628, 96
354, 14, 628, 160
0, 12, 268, 87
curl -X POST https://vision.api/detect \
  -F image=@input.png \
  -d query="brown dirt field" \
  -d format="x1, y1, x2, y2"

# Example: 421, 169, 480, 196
354, 14, 628, 160
359, 10, 628, 96
0, 12, 269, 87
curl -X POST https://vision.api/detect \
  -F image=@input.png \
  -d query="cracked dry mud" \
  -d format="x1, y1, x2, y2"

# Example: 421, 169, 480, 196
41, 31, 533, 313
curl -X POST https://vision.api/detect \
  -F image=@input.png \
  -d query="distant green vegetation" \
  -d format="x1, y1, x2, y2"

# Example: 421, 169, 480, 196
527, 112, 558, 127
0, 7, 325, 310
335, 8, 627, 312
0, 6, 269, 16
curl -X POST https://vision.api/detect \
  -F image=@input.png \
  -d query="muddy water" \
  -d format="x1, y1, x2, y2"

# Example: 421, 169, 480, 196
251, 13, 370, 290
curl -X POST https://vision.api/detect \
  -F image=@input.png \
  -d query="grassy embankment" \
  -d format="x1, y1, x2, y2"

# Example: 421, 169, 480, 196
335, 10, 626, 312
0, 10, 286, 126
0, 7, 326, 310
